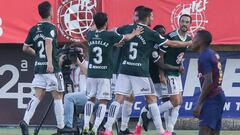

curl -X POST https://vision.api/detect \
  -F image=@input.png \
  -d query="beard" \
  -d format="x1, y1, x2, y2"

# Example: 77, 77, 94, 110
180, 26, 188, 32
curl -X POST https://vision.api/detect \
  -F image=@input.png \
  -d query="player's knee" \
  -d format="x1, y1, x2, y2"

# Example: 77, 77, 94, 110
115, 94, 125, 104
171, 97, 182, 107
126, 95, 135, 103
99, 99, 108, 104
145, 95, 157, 104
89, 97, 96, 103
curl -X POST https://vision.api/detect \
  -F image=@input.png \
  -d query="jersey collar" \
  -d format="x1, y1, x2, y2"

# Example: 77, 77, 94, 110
177, 29, 187, 41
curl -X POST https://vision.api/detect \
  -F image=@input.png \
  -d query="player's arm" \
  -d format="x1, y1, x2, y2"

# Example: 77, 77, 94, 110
45, 38, 54, 73
123, 27, 144, 41
165, 40, 192, 48
22, 44, 35, 56
23, 28, 35, 55
198, 73, 213, 106
155, 58, 182, 71
193, 73, 212, 118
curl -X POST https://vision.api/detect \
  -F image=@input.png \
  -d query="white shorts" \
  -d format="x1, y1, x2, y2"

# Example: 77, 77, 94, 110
86, 78, 112, 100
166, 75, 183, 95
115, 74, 156, 97
32, 72, 64, 92
154, 83, 170, 99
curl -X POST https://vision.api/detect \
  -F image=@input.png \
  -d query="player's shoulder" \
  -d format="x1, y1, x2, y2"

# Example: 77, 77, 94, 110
186, 33, 192, 40
167, 30, 178, 38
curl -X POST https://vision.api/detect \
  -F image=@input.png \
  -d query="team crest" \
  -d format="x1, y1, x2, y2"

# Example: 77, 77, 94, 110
57, 0, 97, 42
171, 0, 208, 36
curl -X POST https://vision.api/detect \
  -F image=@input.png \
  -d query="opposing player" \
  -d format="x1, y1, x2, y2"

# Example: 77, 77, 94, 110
192, 30, 225, 135
20, 1, 65, 134
101, 7, 191, 135
83, 12, 142, 135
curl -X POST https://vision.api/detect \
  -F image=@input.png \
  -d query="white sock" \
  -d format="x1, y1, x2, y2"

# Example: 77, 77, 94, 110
149, 103, 165, 134
166, 105, 180, 132
54, 99, 64, 129
120, 101, 133, 131
93, 104, 107, 132
163, 111, 169, 129
158, 101, 174, 114
104, 101, 121, 131
23, 96, 40, 125
84, 101, 94, 129
137, 106, 148, 126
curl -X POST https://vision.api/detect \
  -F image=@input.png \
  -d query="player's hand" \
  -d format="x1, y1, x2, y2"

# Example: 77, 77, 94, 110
179, 66, 185, 74
193, 104, 202, 119
132, 26, 144, 36
186, 40, 192, 47
47, 62, 54, 73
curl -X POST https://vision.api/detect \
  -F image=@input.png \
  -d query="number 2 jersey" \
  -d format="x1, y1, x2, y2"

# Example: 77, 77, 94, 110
87, 30, 124, 78
24, 21, 60, 74
116, 23, 168, 77
163, 30, 192, 76
198, 48, 223, 97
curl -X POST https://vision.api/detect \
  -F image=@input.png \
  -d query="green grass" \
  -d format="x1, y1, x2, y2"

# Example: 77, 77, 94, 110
0, 128, 239, 135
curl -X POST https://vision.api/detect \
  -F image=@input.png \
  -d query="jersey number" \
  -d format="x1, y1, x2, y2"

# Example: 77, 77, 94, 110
129, 42, 138, 60
93, 47, 102, 64
38, 41, 46, 58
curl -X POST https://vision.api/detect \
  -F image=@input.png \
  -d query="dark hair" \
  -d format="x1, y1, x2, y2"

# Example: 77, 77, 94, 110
134, 5, 145, 12
179, 14, 192, 23
153, 25, 165, 31
197, 30, 212, 46
38, 1, 52, 19
137, 7, 153, 21
153, 25, 166, 35
93, 12, 108, 29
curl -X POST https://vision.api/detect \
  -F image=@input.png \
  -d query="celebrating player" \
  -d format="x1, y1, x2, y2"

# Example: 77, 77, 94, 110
20, 1, 65, 135
192, 30, 226, 135
101, 6, 191, 135
159, 14, 192, 134
83, 12, 143, 135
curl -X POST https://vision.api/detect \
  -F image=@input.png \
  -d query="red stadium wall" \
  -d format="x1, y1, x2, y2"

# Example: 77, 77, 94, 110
0, 0, 239, 44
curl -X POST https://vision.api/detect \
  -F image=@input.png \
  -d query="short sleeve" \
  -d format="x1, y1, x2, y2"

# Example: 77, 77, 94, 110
24, 29, 33, 46
111, 32, 124, 44
200, 54, 213, 74
115, 25, 127, 35
153, 31, 168, 47
44, 25, 56, 40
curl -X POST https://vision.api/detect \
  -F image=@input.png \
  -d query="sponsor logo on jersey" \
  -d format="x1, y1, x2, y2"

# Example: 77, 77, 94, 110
122, 60, 142, 67
140, 88, 149, 92
57, 0, 97, 42
171, 0, 208, 36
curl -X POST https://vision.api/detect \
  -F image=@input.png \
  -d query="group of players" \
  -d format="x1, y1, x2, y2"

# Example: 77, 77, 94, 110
19, 1, 226, 135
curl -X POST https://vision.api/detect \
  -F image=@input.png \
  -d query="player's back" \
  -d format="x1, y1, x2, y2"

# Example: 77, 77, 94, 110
25, 21, 60, 74
164, 30, 192, 76
87, 30, 123, 78
116, 23, 167, 77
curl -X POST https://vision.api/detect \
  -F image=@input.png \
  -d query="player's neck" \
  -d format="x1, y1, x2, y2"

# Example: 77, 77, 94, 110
42, 17, 51, 23
178, 29, 187, 37
137, 21, 148, 26
199, 46, 207, 53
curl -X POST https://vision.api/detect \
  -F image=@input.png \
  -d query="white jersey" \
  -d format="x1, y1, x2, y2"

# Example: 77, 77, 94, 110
70, 61, 88, 93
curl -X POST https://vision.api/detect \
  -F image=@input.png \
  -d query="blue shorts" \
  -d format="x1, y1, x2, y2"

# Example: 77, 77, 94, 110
199, 91, 226, 130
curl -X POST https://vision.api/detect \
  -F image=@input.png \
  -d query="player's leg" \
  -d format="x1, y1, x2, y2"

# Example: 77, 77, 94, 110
47, 72, 65, 131
20, 74, 46, 135
91, 79, 111, 134
165, 76, 183, 133
199, 126, 212, 135
131, 76, 166, 135
120, 94, 134, 134
84, 78, 97, 134
103, 74, 132, 135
